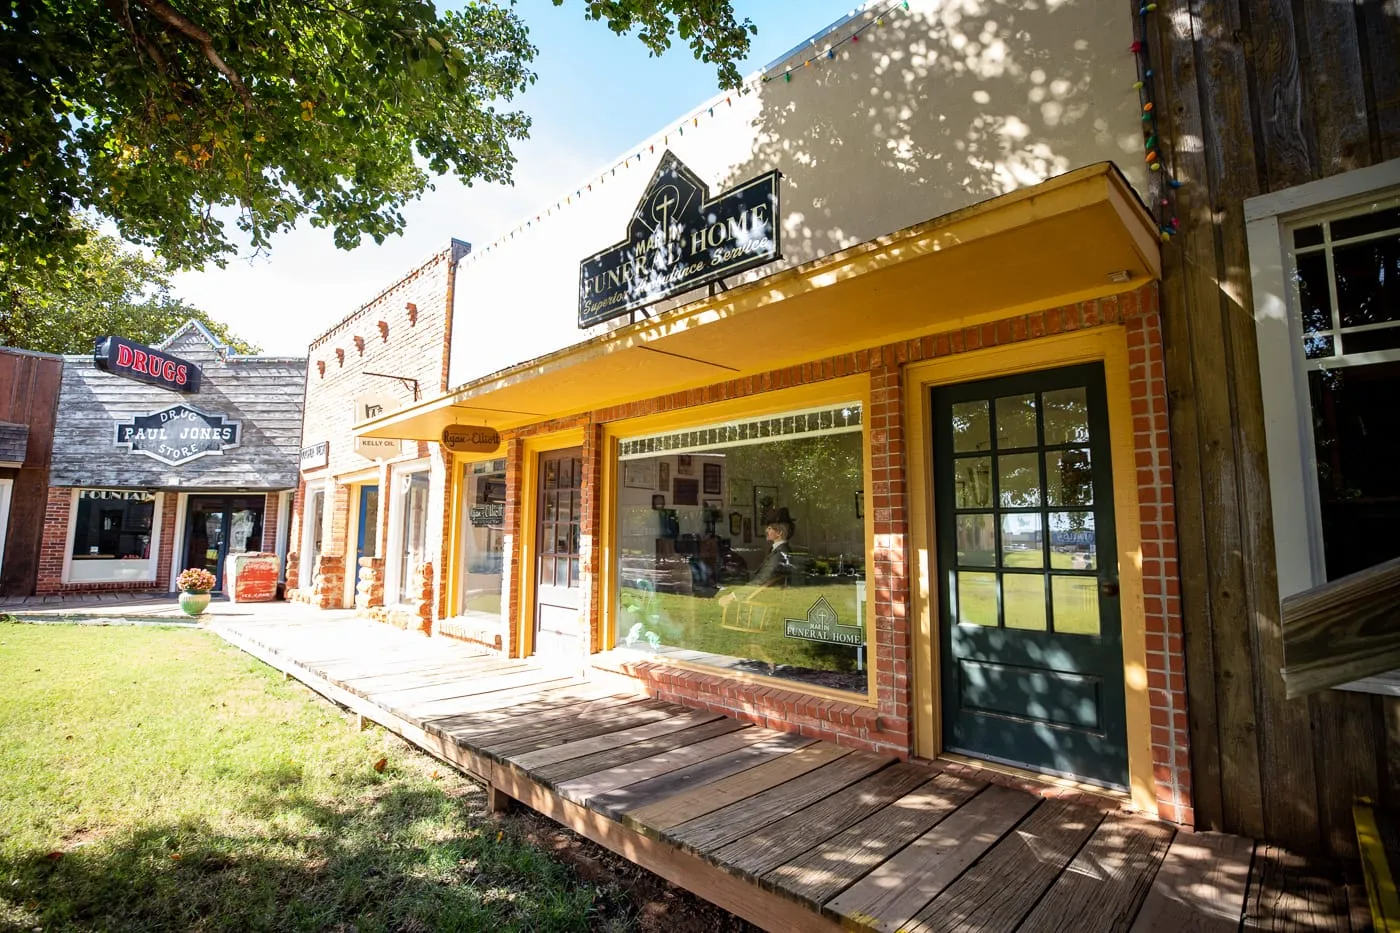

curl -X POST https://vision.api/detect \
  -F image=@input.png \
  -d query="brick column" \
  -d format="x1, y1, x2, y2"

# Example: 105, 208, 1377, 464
355, 556, 384, 610
870, 354, 913, 754
580, 420, 605, 655
501, 437, 526, 657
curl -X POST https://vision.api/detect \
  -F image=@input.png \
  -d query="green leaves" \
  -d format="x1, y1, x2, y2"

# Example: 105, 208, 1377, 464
0, 222, 259, 355
0, 0, 748, 271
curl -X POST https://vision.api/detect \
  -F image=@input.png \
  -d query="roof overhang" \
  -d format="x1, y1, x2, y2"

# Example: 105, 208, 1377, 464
359, 162, 1159, 441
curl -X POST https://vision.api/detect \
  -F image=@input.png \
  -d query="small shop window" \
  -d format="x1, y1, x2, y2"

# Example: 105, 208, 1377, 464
68, 489, 158, 583
393, 471, 431, 604
460, 458, 507, 618
614, 404, 868, 695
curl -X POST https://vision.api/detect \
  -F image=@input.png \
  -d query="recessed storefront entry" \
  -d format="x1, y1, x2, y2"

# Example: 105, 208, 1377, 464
354, 484, 379, 593
182, 495, 265, 592
533, 448, 582, 658
932, 362, 1127, 788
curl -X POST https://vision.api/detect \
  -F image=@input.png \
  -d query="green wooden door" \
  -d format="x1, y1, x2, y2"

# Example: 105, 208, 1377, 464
932, 362, 1128, 789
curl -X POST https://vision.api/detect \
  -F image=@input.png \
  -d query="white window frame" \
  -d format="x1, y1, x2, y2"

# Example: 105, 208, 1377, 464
384, 459, 430, 607
299, 480, 327, 590
61, 489, 164, 585
1246, 157, 1400, 695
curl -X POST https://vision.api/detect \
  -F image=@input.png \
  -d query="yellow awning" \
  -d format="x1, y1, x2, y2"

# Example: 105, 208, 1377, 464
358, 162, 1159, 441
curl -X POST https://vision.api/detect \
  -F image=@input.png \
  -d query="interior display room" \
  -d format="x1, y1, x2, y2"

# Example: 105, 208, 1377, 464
358, 2, 1193, 826
288, 240, 469, 630
38, 322, 304, 595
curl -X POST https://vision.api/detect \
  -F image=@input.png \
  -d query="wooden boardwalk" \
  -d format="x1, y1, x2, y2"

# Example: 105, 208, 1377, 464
213, 614, 1368, 933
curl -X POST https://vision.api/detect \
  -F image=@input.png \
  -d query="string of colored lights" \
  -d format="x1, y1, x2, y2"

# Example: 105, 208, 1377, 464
1131, 3, 1183, 242
463, 1, 913, 264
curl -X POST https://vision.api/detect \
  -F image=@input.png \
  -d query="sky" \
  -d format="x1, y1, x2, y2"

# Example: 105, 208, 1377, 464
169, 0, 861, 356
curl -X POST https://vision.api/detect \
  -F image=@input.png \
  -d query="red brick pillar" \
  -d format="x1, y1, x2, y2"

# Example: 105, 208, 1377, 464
501, 437, 526, 657
870, 353, 913, 754
580, 421, 605, 655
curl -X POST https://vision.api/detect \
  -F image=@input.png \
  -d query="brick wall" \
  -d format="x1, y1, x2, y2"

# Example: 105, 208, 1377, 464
36, 488, 178, 594
289, 240, 467, 612
474, 283, 1191, 824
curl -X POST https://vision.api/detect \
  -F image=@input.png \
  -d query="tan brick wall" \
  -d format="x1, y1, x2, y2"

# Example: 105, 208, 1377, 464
289, 240, 467, 614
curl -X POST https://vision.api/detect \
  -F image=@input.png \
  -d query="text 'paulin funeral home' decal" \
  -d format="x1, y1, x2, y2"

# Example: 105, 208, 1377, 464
578, 152, 780, 328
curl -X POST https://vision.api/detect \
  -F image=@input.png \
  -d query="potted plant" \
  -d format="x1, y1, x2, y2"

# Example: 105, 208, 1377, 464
176, 568, 216, 617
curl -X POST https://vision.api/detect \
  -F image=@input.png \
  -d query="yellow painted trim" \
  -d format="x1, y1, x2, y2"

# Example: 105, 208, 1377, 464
598, 376, 877, 707
517, 428, 587, 659
444, 449, 510, 624
902, 327, 1156, 816
1356, 801, 1400, 932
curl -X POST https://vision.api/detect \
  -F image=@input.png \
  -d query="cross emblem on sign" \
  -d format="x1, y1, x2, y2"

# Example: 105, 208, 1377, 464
649, 185, 681, 232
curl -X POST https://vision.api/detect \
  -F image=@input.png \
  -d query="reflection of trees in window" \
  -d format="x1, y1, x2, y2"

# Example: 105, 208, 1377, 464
726, 433, 863, 558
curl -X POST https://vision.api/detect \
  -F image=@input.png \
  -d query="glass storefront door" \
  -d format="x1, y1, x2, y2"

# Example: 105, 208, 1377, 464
182, 495, 265, 591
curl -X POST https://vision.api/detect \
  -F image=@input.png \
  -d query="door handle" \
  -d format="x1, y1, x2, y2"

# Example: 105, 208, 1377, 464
1099, 577, 1119, 598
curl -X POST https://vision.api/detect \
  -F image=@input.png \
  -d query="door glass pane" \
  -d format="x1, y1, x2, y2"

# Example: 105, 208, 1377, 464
1001, 514, 1043, 568
571, 457, 583, 489
1049, 512, 1096, 570
1042, 388, 1090, 445
1003, 574, 1047, 631
956, 514, 995, 566
995, 394, 1038, 449
544, 494, 558, 521
998, 453, 1041, 507
956, 571, 997, 626
1053, 576, 1100, 635
952, 400, 990, 452
953, 457, 992, 508
1047, 449, 1094, 506
544, 459, 558, 489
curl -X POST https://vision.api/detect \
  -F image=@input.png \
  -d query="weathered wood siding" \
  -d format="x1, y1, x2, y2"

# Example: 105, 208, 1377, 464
0, 347, 63, 596
49, 332, 306, 491
1149, 0, 1400, 855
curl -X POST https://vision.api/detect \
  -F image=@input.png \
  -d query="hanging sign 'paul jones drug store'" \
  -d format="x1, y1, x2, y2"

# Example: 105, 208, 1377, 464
114, 404, 241, 466
578, 152, 780, 328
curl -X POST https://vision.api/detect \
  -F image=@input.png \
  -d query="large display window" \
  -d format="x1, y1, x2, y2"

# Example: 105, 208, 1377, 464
67, 489, 161, 583
613, 403, 869, 695
458, 457, 507, 618
390, 469, 431, 605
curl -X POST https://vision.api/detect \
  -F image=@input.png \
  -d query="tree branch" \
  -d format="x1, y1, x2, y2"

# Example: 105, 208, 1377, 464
129, 0, 254, 109
104, 0, 169, 76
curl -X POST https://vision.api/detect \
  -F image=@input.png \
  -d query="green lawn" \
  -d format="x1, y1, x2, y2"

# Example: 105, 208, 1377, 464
0, 623, 629, 933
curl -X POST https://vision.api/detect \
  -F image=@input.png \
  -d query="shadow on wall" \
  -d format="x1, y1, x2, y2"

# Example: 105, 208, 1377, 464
719, 0, 1143, 272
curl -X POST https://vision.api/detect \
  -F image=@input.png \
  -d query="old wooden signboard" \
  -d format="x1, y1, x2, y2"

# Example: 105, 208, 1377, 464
578, 151, 780, 328
114, 405, 241, 466
94, 335, 202, 393
442, 425, 502, 454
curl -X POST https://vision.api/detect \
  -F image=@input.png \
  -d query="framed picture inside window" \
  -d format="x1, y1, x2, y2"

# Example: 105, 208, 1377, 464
753, 485, 779, 526
658, 461, 670, 490
729, 511, 744, 536
651, 494, 666, 509
623, 461, 657, 489
676, 454, 694, 476
674, 477, 699, 506
703, 462, 722, 495
855, 490, 865, 519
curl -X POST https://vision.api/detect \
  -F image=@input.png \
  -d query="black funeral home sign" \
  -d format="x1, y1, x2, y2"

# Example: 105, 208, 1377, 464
114, 404, 241, 466
94, 335, 202, 393
578, 152, 780, 327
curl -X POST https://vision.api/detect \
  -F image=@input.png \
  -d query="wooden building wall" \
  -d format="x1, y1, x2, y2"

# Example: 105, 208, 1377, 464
0, 348, 63, 596
1149, 0, 1400, 855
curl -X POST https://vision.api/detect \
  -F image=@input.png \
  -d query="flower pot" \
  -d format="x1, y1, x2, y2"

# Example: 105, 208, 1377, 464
179, 591, 212, 617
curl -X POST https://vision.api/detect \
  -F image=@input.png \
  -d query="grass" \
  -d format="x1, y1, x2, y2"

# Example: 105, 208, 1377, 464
0, 623, 631, 933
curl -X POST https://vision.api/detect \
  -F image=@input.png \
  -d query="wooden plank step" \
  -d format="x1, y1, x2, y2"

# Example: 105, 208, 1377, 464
1019, 812, 1176, 932
532, 717, 750, 786
825, 783, 1038, 931
904, 798, 1104, 933
584, 732, 813, 815
1128, 831, 1254, 932
486, 703, 691, 760
712, 762, 934, 877
420, 685, 624, 728
624, 742, 849, 832
1243, 843, 1354, 932
389, 675, 586, 721
1354, 803, 1400, 932
463, 695, 660, 748
509, 709, 723, 770
667, 751, 893, 854
764, 771, 985, 908
407, 677, 599, 721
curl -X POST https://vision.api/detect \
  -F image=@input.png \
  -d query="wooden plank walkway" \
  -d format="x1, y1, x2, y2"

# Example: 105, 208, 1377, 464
212, 614, 1367, 933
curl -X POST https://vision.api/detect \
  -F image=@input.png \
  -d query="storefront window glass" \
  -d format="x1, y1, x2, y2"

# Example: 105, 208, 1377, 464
614, 404, 868, 695
460, 458, 507, 618
69, 489, 158, 582
394, 471, 431, 604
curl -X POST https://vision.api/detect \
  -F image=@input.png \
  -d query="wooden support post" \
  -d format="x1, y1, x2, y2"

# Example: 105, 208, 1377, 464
487, 783, 515, 815
356, 712, 370, 731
